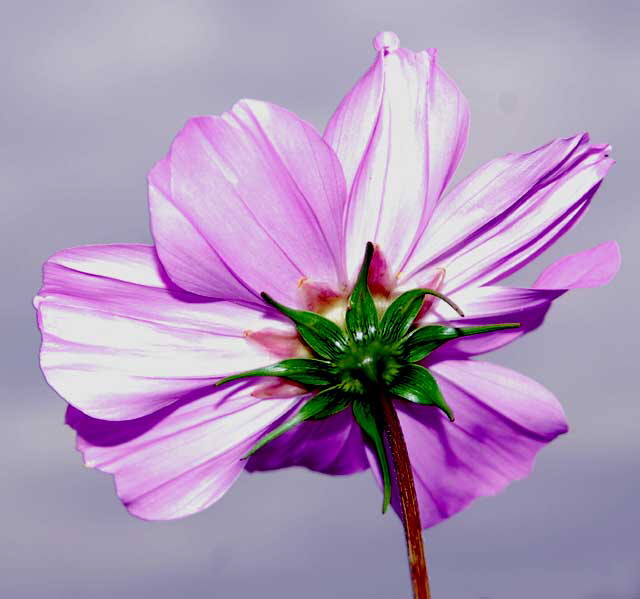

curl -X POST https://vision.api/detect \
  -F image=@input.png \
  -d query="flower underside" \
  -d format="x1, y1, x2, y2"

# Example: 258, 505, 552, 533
218, 243, 520, 512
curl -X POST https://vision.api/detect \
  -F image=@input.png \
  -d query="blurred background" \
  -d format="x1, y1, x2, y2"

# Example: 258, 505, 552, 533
2, 1, 638, 597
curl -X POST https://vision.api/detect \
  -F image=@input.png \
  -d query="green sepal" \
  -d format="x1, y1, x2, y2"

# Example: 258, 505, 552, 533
377, 289, 425, 342
243, 387, 352, 459
261, 292, 348, 360
402, 323, 521, 363
345, 242, 379, 344
379, 290, 425, 342
379, 288, 467, 343
389, 364, 454, 422
215, 358, 335, 388
352, 399, 392, 513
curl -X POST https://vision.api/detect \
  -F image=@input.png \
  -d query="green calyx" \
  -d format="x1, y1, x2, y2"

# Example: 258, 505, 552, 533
217, 242, 520, 512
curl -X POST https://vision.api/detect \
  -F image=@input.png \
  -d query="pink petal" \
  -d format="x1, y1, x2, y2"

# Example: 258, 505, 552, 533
403, 134, 613, 293
245, 407, 368, 476
35, 244, 292, 420
420, 285, 564, 358
66, 387, 301, 520
148, 155, 257, 303
411, 240, 621, 358
367, 360, 567, 529
534, 240, 621, 289
324, 36, 469, 279
150, 100, 347, 306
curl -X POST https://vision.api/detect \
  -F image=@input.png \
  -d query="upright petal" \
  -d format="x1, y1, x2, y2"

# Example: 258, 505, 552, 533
151, 100, 347, 306
245, 407, 369, 476
367, 360, 567, 528
403, 134, 613, 292
325, 33, 469, 278
35, 244, 292, 420
148, 155, 257, 303
66, 386, 301, 520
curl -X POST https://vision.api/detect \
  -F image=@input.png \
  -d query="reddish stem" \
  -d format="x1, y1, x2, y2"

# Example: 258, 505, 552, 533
380, 395, 431, 599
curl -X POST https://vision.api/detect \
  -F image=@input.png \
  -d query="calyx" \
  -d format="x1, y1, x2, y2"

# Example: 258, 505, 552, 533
217, 243, 519, 511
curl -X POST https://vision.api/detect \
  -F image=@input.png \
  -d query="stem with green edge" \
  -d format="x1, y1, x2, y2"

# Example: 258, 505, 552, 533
380, 394, 431, 599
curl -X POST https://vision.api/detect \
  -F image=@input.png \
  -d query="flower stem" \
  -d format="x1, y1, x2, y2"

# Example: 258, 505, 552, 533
380, 395, 431, 599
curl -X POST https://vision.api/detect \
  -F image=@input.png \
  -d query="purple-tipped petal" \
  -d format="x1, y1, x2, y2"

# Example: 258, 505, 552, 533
66, 387, 301, 520
534, 240, 621, 289
325, 34, 469, 279
35, 244, 292, 420
245, 407, 369, 475
403, 134, 614, 293
151, 100, 347, 305
367, 360, 568, 529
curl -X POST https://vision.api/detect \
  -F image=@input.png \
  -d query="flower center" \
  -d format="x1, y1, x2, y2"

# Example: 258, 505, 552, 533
217, 242, 521, 512
335, 338, 403, 392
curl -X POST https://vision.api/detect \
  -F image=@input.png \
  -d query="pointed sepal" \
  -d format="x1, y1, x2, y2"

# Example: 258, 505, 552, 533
402, 323, 521, 362
379, 289, 427, 342
345, 242, 379, 343
244, 387, 352, 459
261, 292, 348, 359
380, 288, 466, 343
389, 364, 454, 422
216, 358, 336, 387
352, 399, 392, 513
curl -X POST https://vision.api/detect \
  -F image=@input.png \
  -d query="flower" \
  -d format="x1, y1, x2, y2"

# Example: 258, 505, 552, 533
35, 31, 620, 527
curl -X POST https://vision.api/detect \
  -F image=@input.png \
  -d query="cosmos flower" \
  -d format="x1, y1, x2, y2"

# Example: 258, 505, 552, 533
35, 31, 619, 528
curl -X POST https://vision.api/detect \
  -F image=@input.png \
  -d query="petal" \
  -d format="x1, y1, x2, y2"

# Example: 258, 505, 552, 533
403, 134, 614, 293
420, 286, 564, 357
367, 360, 567, 528
148, 155, 257, 303
324, 37, 469, 278
151, 100, 347, 305
414, 240, 621, 358
66, 386, 300, 520
533, 240, 621, 289
245, 407, 369, 476
35, 244, 291, 420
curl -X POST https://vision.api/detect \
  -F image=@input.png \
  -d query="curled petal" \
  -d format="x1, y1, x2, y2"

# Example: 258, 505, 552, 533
151, 100, 347, 306
35, 244, 291, 420
403, 134, 614, 292
325, 37, 469, 278
66, 387, 301, 520
246, 407, 368, 476
367, 360, 568, 528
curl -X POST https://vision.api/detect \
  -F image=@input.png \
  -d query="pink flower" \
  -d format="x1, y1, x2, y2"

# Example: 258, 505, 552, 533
35, 32, 620, 527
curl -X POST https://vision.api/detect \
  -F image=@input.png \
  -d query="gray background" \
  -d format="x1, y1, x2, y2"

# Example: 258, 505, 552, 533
2, 1, 638, 598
